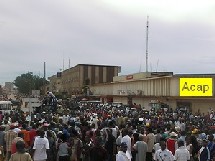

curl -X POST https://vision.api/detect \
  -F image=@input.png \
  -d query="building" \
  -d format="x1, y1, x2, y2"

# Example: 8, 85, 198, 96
0, 85, 2, 95
90, 72, 215, 113
48, 64, 121, 96
48, 74, 62, 93
4, 82, 14, 93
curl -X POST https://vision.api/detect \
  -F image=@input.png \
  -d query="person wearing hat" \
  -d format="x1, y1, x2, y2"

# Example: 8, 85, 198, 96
116, 142, 129, 161
166, 131, 178, 155
9, 140, 32, 161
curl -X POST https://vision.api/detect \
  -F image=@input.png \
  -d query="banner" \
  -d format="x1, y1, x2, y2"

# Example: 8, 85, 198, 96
180, 78, 213, 96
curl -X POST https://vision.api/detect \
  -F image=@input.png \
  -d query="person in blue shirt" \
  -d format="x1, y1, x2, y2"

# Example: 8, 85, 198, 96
208, 134, 215, 161
199, 139, 210, 161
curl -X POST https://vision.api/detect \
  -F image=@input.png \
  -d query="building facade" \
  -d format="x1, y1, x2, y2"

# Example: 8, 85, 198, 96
4, 82, 14, 93
90, 72, 215, 113
48, 64, 121, 96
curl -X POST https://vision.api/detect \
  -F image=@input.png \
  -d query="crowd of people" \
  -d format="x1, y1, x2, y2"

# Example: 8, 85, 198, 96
0, 93, 215, 161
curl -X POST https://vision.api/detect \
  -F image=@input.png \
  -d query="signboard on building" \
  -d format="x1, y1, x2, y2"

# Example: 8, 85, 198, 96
180, 78, 213, 96
126, 75, 133, 80
21, 97, 42, 113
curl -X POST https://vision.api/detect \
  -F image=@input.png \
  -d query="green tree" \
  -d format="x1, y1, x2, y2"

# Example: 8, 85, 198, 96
14, 72, 48, 94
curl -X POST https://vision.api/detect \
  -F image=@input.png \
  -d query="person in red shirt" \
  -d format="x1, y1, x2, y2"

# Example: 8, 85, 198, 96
19, 124, 30, 148
11, 133, 25, 154
166, 131, 178, 155
29, 124, 37, 146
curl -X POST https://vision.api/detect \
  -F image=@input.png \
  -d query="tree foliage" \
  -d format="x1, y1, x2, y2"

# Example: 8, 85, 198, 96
14, 72, 48, 94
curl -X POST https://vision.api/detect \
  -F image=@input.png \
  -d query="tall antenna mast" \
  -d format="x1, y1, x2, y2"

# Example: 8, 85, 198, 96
146, 16, 149, 73
44, 62, 46, 80
63, 58, 64, 71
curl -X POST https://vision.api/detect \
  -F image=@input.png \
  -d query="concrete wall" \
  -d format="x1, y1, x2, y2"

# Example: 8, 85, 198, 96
90, 83, 113, 95
170, 77, 179, 96
113, 97, 128, 105
189, 99, 215, 113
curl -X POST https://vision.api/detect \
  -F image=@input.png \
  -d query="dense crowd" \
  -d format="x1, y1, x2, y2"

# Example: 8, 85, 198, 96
0, 92, 215, 161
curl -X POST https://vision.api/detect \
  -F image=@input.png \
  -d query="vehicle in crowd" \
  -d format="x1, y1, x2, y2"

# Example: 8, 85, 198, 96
0, 101, 14, 114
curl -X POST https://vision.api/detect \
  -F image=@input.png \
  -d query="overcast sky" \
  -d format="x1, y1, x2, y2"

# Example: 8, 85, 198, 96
0, 0, 215, 85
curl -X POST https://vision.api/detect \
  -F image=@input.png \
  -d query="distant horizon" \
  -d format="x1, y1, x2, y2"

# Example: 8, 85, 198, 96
2, 67, 215, 86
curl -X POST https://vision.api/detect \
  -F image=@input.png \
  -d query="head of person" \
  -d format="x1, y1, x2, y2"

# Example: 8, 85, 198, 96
18, 132, 24, 138
160, 138, 167, 151
47, 131, 53, 138
208, 134, 214, 142
16, 140, 25, 154
38, 129, 45, 138
190, 135, 198, 145
61, 134, 67, 142
133, 133, 139, 142
202, 139, 208, 147
120, 142, 128, 153
10, 124, 15, 130
122, 128, 128, 137
85, 136, 91, 144
147, 127, 153, 134
22, 124, 27, 130
180, 131, 186, 136
169, 131, 178, 139
178, 140, 184, 147
185, 136, 191, 145
71, 129, 78, 137
94, 136, 103, 147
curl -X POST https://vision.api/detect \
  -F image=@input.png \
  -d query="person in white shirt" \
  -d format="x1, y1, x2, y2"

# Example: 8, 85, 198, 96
116, 142, 129, 161
174, 140, 190, 161
146, 127, 155, 161
133, 134, 148, 161
180, 120, 186, 132
121, 129, 132, 161
32, 129, 49, 161
116, 131, 122, 151
153, 141, 161, 159
154, 138, 174, 161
